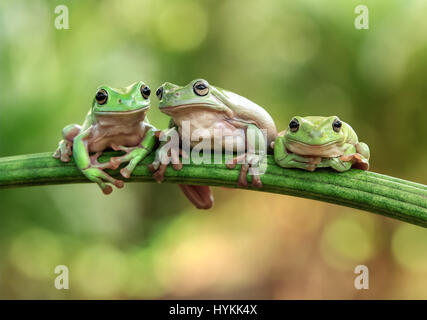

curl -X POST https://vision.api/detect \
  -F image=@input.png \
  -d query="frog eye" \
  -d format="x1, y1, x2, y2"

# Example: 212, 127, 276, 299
140, 85, 151, 99
95, 89, 108, 105
156, 87, 163, 100
332, 118, 342, 132
289, 118, 299, 132
193, 80, 209, 96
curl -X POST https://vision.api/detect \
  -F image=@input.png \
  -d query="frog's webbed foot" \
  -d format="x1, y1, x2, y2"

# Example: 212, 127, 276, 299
109, 144, 138, 178
53, 140, 73, 162
340, 153, 369, 171
79, 152, 125, 194
226, 153, 264, 188
83, 167, 124, 195
148, 147, 186, 183
53, 124, 82, 162
148, 163, 168, 183
89, 152, 115, 170
107, 144, 153, 179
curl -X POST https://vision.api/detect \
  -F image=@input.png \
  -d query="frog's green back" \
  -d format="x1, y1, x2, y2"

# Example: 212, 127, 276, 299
212, 87, 278, 144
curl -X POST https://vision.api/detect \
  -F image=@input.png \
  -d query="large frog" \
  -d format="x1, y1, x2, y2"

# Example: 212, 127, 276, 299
273, 116, 370, 172
149, 78, 277, 209
53, 82, 157, 194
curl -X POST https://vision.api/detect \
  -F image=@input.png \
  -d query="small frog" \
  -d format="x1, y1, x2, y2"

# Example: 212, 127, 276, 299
53, 82, 157, 194
149, 79, 277, 209
273, 116, 370, 172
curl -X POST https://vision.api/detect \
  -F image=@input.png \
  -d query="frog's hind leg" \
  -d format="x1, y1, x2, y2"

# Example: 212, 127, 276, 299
225, 123, 266, 188
84, 167, 124, 195
340, 142, 370, 171
89, 152, 114, 170
354, 142, 370, 170
178, 185, 214, 209
53, 124, 81, 162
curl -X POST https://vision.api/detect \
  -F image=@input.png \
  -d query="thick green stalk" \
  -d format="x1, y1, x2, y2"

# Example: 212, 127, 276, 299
0, 152, 426, 227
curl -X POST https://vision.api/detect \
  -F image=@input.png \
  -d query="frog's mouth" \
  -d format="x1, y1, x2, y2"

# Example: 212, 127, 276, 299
160, 103, 232, 117
286, 140, 345, 158
94, 106, 149, 116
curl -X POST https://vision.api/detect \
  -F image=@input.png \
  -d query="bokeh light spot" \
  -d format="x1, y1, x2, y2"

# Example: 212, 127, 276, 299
156, 1, 208, 52
392, 224, 427, 273
320, 216, 374, 269
9, 228, 63, 280
73, 244, 128, 298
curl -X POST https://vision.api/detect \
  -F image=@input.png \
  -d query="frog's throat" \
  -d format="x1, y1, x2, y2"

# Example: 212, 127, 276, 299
93, 107, 148, 127
285, 140, 345, 158
159, 103, 233, 118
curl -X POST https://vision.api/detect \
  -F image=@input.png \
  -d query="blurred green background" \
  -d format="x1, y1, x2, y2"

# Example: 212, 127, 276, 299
0, 0, 427, 299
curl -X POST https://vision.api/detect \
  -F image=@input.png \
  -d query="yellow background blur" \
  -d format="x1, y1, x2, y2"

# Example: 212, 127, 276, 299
0, 0, 427, 299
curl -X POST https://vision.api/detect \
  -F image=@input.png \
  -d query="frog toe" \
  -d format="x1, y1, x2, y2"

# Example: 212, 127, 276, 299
92, 177, 113, 195
237, 178, 249, 188
120, 167, 131, 179
172, 163, 183, 170
170, 150, 183, 170
114, 179, 124, 188
147, 163, 158, 172
237, 164, 249, 188
60, 153, 71, 162
102, 185, 113, 195
152, 164, 167, 183
109, 158, 121, 170
251, 175, 263, 188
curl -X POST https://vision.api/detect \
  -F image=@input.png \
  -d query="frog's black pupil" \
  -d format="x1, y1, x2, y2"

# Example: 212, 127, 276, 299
156, 87, 163, 99
289, 119, 299, 131
96, 90, 108, 104
193, 82, 208, 96
96, 91, 106, 100
333, 119, 342, 131
142, 86, 151, 97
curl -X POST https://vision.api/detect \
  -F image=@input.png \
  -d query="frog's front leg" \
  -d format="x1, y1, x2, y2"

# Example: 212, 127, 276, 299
109, 126, 158, 178
73, 129, 124, 194
273, 136, 321, 171
53, 124, 81, 162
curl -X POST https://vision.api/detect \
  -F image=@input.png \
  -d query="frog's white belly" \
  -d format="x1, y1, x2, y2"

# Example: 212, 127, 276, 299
172, 110, 246, 151
88, 123, 145, 153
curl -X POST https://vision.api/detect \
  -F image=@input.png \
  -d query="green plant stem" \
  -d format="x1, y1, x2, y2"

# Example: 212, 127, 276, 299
0, 152, 426, 227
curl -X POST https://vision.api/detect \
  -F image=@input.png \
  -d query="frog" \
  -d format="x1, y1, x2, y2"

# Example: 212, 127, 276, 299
53, 81, 157, 194
149, 79, 277, 209
273, 116, 370, 172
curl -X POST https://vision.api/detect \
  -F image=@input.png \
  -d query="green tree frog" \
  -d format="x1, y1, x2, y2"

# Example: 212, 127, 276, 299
273, 116, 370, 172
53, 82, 157, 194
149, 79, 277, 209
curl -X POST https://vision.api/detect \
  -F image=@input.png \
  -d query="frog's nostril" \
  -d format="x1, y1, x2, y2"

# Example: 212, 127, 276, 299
118, 99, 122, 104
